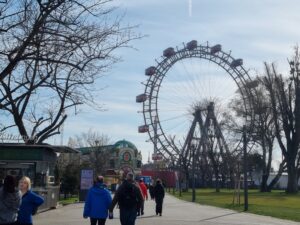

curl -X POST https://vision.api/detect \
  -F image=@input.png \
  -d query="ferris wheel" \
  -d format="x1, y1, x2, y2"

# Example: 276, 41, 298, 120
137, 40, 254, 163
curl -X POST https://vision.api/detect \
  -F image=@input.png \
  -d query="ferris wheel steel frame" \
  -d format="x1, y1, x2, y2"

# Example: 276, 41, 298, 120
137, 41, 254, 162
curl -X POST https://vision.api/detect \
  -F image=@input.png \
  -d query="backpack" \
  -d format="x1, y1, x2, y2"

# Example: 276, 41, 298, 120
118, 182, 138, 208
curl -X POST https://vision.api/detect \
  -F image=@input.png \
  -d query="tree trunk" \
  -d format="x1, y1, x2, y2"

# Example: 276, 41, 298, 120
215, 170, 220, 192
201, 173, 206, 187
185, 168, 189, 192
260, 151, 269, 192
286, 162, 298, 193
221, 173, 226, 188
261, 143, 273, 192
267, 160, 285, 191
199, 165, 206, 187
260, 174, 269, 192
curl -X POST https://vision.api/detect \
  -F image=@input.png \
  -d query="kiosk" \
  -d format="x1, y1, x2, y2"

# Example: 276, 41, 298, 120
0, 143, 78, 210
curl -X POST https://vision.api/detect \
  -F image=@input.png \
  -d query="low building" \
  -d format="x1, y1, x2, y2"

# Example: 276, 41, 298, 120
81, 139, 142, 175
59, 139, 142, 185
252, 171, 300, 189
0, 143, 78, 210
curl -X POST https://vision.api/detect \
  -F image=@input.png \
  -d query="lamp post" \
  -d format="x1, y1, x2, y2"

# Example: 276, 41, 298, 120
179, 155, 182, 197
242, 79, 259, 211
243, 125, 248, 211
192, 145, 196, 202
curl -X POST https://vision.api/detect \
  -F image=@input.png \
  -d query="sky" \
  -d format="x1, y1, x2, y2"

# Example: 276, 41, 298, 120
53, 0, 300, 164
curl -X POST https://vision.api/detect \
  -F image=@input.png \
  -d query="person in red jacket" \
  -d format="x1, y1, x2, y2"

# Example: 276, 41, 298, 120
138, 178, 148, 215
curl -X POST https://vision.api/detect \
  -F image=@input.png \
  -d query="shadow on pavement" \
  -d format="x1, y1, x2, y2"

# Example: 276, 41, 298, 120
199, 212, 241, 222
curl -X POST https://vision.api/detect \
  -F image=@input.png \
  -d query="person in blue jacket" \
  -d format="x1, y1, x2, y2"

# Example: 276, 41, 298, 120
83, 176, 112, 225
17, 176, 44, 225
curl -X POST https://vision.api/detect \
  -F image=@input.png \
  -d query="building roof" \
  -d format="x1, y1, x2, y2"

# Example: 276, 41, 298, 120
77, 139, 138, 155
0, 143, 79, 153
78, 145, 113, 155
114, 139, 137, 150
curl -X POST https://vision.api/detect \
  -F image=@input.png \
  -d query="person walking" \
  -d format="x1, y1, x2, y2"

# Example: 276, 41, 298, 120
109, 173, 143, 225
138, 178, 148, 215
17, 176, 44, 225
153, 179, 165, 216
0, 175, 22, 225
149, 182, 155, 200
133, 177, 143, 217
83, 176, 112, 225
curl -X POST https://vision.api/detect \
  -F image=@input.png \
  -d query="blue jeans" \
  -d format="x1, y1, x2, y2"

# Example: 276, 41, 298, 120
119, 208, 137, 225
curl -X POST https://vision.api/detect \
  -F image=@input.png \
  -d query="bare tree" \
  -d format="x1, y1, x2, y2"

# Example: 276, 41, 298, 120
249, 80, 278, 192
262, 48, 300, 193
0, 0, 140, 143
227, 80, 281, 192
69, 129, 111, 148
68, 129, 112, 175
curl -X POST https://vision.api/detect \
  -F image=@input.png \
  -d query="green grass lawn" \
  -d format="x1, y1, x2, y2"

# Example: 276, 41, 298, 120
169, 188, 300, 222
59, 196, 79, 205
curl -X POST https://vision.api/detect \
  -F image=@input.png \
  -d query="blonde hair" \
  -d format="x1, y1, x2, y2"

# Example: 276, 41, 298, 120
20, 176, 31, 190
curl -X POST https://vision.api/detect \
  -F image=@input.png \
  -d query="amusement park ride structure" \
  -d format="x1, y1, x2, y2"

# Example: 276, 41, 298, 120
137, 40, 254, 167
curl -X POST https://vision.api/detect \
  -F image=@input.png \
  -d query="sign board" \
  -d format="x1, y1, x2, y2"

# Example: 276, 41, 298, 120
80, 169, 94, 190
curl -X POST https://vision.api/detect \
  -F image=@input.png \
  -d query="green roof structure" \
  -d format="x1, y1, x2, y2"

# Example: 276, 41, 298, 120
77, 140, 138, 155
114, 139, 137, 150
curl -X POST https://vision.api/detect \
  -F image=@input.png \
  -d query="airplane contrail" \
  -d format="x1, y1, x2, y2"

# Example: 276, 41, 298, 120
189, 0, 192, 17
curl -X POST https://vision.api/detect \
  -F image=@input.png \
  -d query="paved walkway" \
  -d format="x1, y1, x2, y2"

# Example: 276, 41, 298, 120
35, 194, 300, 225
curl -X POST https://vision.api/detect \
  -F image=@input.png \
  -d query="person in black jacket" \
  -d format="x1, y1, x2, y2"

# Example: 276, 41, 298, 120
148, 182, 154, 200
0, 175, 22, 225
153, 179, 165, 216
109, 173, 143, 225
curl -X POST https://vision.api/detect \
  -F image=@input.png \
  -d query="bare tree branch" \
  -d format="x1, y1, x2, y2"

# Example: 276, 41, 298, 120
0, 0, 141, 143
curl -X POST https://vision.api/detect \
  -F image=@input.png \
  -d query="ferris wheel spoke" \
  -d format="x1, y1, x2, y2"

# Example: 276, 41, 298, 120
160, 84, 195, 105
158, 108, 187, 113
165, 73, 201, 103
178, 59, 204, 100
158, 113, 190, 123
163, 119, 189, 136
167, 62, 196, 100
